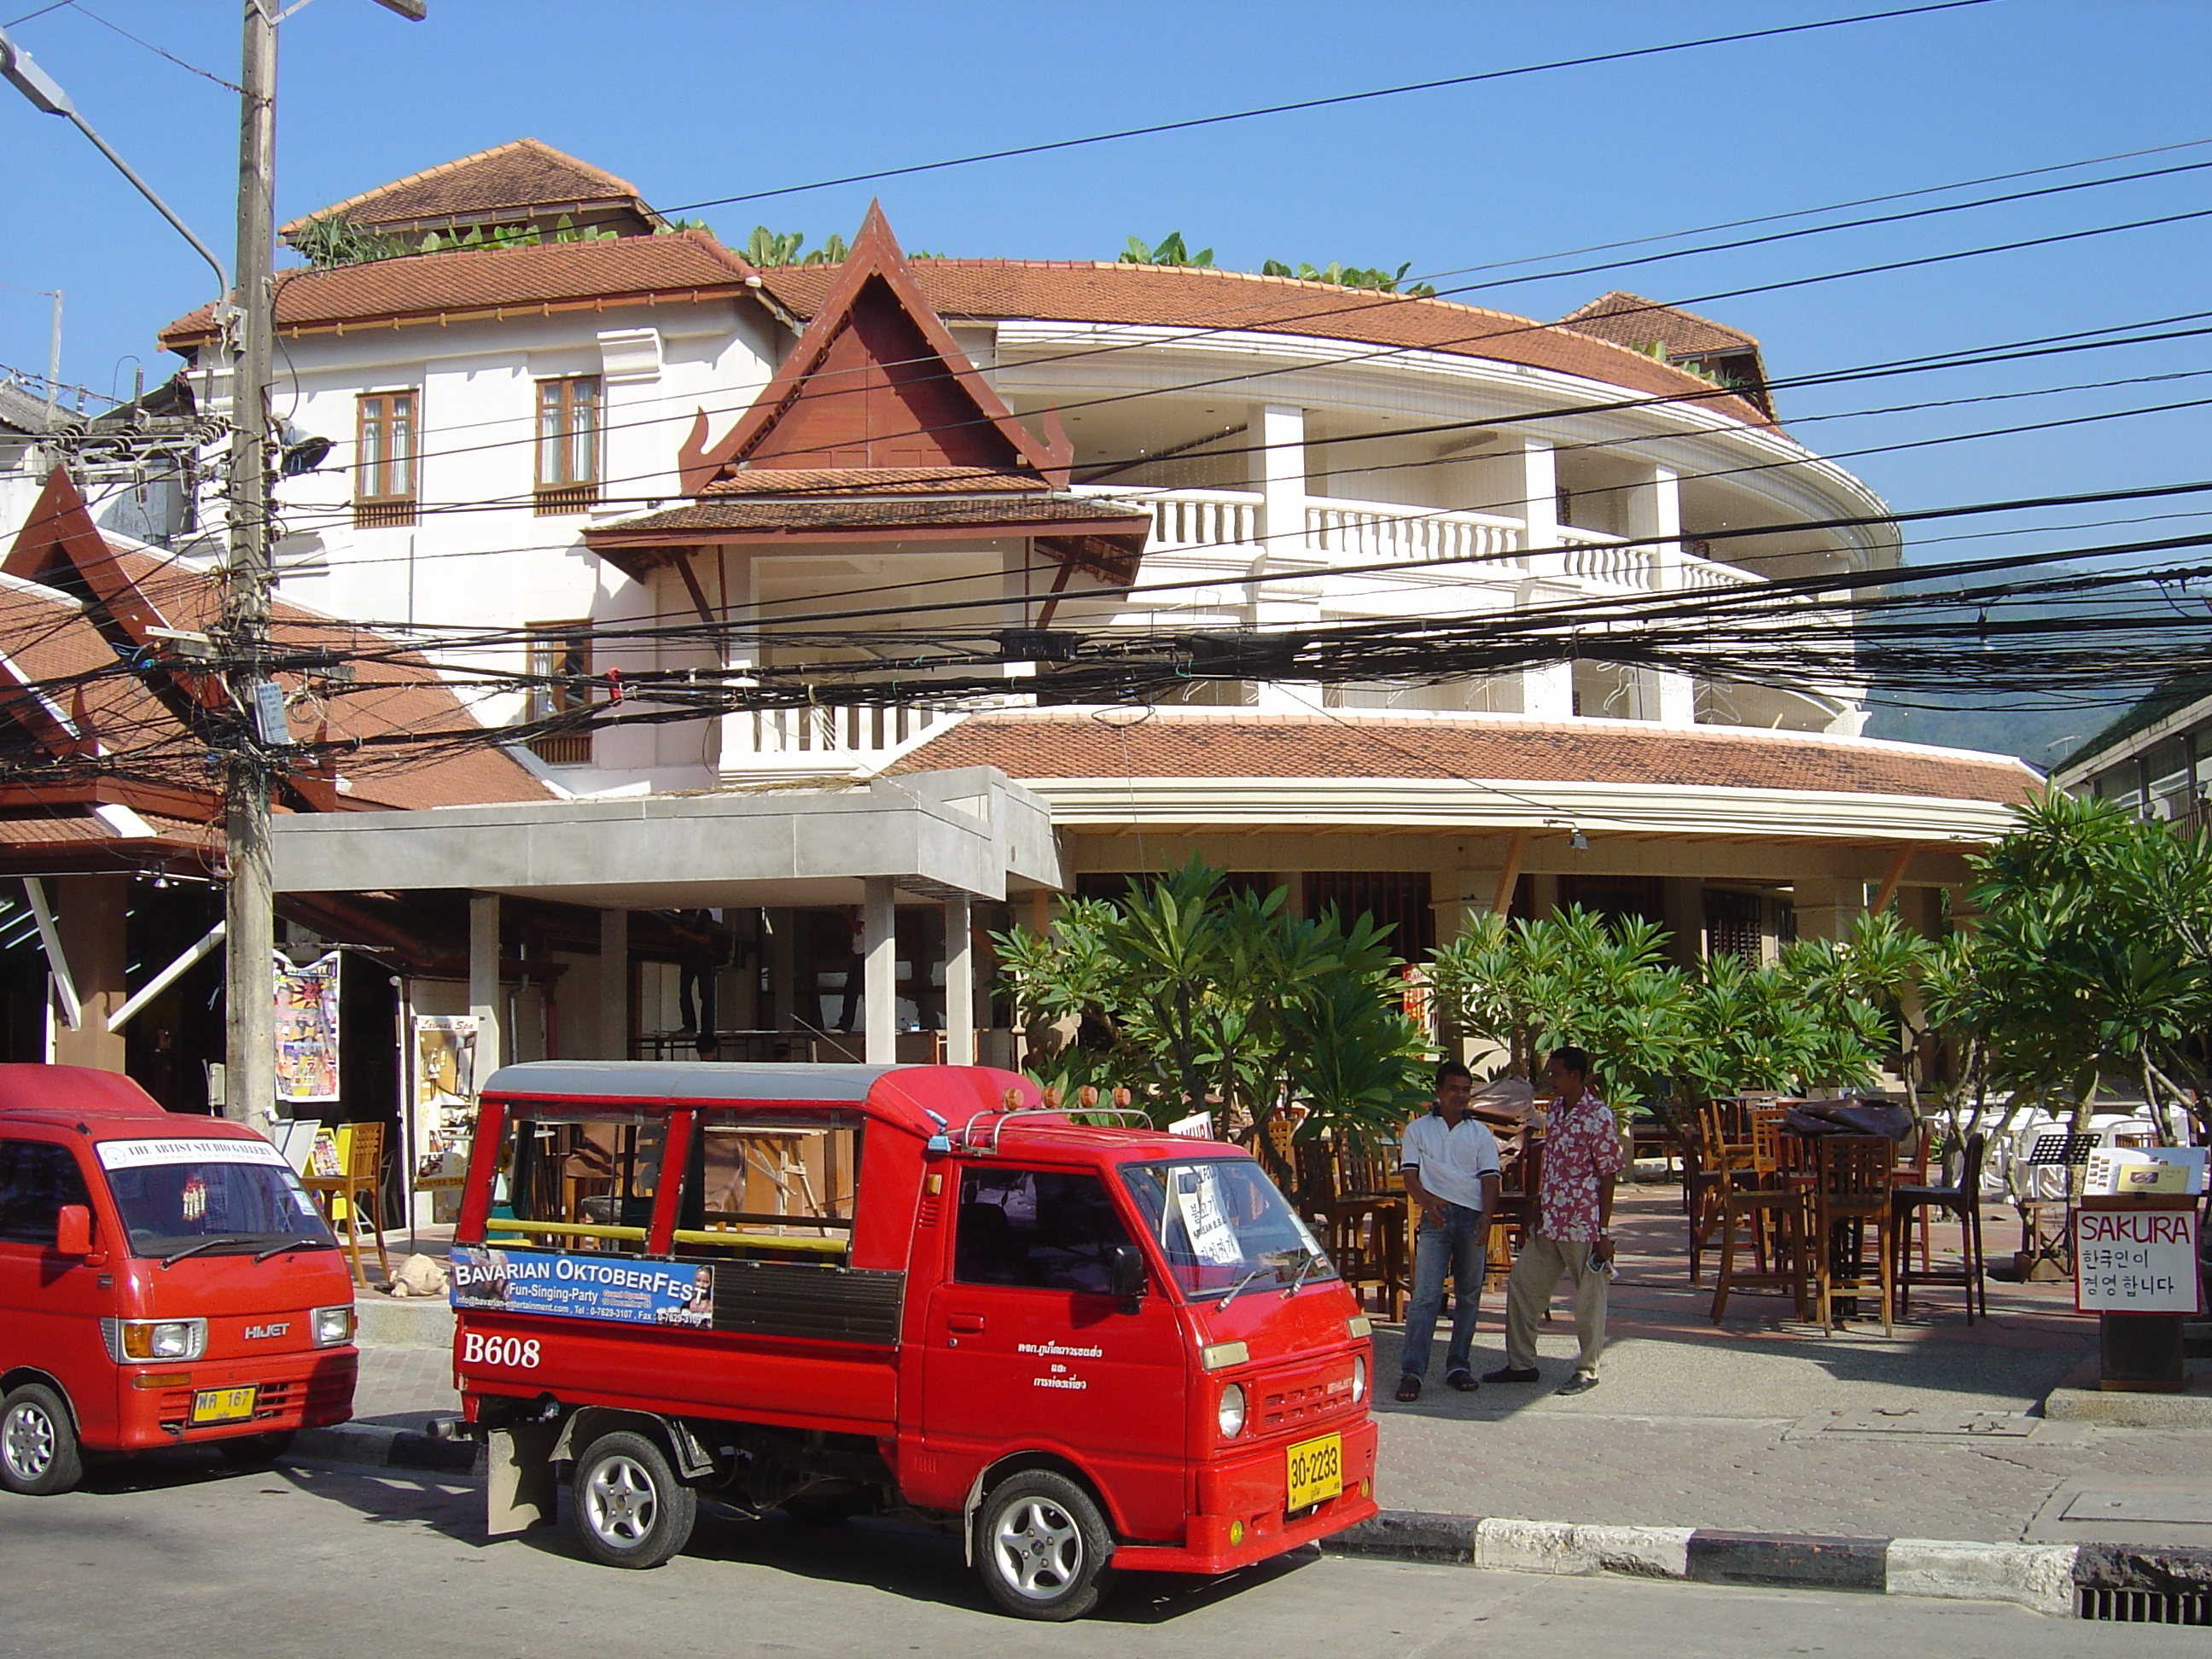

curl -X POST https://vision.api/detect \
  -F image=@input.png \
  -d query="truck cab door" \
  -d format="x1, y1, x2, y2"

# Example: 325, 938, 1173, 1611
921, 1165, 1188, 1542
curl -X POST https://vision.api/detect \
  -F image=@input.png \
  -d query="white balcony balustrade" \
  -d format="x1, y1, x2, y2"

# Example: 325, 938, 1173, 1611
1303, 499, 1526, 572
741, 701, 952, 760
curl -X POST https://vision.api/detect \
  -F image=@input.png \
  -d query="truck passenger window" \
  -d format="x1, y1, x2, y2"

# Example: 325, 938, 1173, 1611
954, 1169, 1135, 1294
673, 1114, 858, 1263
0, 1139, 90, 1244
489, 1113, 665, 1256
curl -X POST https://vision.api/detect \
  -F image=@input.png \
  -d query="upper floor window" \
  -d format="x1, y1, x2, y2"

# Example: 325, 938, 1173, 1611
536, 375, 601, 514
525, 622, 593, 765
355, 391, 416, 529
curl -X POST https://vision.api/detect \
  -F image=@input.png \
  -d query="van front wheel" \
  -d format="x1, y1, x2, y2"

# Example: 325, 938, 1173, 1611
976, 1470, 1116, 1621
0, 1382, 83, 1496
570, 1430, 696, 1569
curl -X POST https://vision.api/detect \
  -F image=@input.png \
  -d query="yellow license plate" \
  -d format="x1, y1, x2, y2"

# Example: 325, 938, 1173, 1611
190, 1386, 258, 1425
1286, 1432, 1343, 1510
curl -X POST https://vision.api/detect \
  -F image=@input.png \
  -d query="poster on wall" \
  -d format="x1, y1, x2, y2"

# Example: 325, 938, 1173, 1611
272, 951, 341, 1103
413, 1014, 480, 1221
449, 1245, 715, 1327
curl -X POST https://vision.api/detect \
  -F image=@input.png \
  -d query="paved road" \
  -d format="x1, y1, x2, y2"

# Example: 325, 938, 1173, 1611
1, 1451, 2197, 1659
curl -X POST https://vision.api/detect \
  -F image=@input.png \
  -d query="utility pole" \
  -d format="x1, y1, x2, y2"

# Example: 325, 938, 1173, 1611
220, 0, 278, 1124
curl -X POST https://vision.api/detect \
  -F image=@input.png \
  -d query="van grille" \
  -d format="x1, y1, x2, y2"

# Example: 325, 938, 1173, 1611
2079, 1586, 2212, 1624
1260, 1377, 1350, 1432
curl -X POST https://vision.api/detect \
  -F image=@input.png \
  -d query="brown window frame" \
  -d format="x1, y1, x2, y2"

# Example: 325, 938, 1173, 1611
534, 375, 602, 513
524, 621, 594, 765
354, 390, 417, 528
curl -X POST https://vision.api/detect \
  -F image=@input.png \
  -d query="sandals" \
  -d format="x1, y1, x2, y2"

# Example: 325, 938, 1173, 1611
1394, 1376, 1422, 1403
1446, 1370, 1479, 1392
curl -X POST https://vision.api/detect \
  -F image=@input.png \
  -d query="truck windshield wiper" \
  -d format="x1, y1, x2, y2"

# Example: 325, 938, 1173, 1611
159, 1236, 255, 1269
1283, 1248, 1323, 1298
1214, 1266, 1272, 1311
254, 1237, 337, 1263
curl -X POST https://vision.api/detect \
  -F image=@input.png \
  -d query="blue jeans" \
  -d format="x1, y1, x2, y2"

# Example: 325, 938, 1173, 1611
1400, 1202, 1487, 1380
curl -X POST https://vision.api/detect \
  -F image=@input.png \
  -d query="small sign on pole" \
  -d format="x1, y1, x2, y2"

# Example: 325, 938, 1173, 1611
2075, 1195, 2202, 1315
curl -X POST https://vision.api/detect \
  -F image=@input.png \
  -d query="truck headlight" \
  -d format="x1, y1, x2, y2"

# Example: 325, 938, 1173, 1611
311, 1305, 355, 1348
1217, 1382, 1248, 1438
108, 1318, 207, 1362
1351, 1355, 1367, 1402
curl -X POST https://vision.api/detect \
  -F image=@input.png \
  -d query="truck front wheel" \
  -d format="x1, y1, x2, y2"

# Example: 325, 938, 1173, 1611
975, 1470, 1116, 1621
0, 1382, 83, 1496
570, 1429, 696, 1569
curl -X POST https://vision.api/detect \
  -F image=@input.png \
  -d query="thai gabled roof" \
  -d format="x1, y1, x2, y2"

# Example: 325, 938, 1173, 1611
280, 137, 661, 240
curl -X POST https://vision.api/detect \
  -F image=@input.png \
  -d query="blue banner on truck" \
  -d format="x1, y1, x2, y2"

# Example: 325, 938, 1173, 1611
450, 1245, 714, 1327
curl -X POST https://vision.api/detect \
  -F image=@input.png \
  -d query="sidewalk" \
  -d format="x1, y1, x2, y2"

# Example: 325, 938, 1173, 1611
339, 1188, 2212, 1552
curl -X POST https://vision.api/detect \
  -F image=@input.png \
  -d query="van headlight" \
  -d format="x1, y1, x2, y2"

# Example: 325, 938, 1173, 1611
107, 1318, 207, 1362
311, 1305, 355, 1348
1217, 1382, 1248, 1439
1351, 1355, 1367, 1402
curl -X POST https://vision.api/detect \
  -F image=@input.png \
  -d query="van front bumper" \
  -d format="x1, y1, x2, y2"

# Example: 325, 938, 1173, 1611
1111, 1415, 1380, 1576
110, 1348, 358, 1452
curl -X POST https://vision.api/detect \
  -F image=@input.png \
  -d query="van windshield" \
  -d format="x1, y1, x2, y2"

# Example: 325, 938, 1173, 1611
95, 1137, 334, 1261
1118, 1159, 1335, 1301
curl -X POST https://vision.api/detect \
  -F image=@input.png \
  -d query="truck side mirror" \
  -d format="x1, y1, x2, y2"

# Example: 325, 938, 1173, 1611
55, 1204, 93, 1257
1106, 1242, 1147, 1304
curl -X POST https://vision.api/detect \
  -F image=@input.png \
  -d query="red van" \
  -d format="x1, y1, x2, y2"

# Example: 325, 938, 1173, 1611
448, 1062, 1378, 1621
0, 1065, 358, 1494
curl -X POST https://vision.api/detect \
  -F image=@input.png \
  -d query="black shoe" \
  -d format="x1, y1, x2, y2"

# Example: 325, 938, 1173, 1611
1394, 1376, 1423, 1403
1554, 1371, 1601, 1397
1446, 1370, 1479, 1393
1481, 1365, 1540, 1384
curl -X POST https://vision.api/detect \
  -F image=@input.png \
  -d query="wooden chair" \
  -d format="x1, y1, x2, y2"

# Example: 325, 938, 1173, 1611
1708, 1115, 1811, 1324
1808, 1136, 1896, 1336
1893, 1132, 1988, 1323
304, 1120, 390, 1288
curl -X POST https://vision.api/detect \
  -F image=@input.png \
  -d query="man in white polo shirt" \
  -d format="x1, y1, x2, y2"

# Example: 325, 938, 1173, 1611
1395, 1060, 1502, 1401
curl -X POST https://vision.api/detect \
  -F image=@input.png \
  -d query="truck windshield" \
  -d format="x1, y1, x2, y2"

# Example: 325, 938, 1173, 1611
1119, 1159, 1335, 1302
95, 1137, 334, 1260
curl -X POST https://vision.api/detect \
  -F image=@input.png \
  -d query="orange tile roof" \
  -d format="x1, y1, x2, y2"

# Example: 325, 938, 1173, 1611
701, 467, 1052, 498
280, 137, 655, 236
1557, 291, 1761, 359
888, 711, 2037, 805
159, 230, 758, 350
762, 261, 1774, 428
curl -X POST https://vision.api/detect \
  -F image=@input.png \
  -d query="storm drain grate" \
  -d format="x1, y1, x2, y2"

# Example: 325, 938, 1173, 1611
2079, 1586, 2212, 1624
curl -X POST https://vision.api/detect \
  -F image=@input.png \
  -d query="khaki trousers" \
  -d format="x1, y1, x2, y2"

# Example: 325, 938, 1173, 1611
1503, 1234, 1609, 1377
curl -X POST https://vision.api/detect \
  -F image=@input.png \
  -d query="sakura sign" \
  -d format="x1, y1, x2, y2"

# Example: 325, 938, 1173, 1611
2075, 1202, 2202, 1314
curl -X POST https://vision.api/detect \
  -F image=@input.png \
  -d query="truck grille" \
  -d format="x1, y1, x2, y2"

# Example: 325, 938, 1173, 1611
1260, 1377, 1349, 1432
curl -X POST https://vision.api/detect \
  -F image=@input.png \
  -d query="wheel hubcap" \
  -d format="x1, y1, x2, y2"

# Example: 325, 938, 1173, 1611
584, 1456, 657, 1548
3, 1403, 55, 1480
991, 1498, 1082, 1599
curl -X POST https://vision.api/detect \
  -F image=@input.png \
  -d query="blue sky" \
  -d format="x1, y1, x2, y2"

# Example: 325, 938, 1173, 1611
3, 0, 2209, 633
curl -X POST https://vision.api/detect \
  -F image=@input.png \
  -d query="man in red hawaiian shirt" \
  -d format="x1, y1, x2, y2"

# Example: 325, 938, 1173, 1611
1484, 1045, 1625, 1397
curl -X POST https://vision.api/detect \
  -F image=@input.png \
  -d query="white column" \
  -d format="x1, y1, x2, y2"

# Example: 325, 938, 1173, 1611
1792, 878, 1866, 943
716, 556, 759, 776
598, 908, 629, 1060
1514, 437, 1575, 719
1254, 403, 1307, 550
469, 893, 503, 1077
945, 894, 975, 1066
863, 876, 896, 1065
1638, 464, 1697, 726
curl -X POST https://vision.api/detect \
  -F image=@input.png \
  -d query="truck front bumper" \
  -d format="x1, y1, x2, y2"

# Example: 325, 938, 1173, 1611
110, 1348, 358, 1452
1111, 1415, 1380, 1576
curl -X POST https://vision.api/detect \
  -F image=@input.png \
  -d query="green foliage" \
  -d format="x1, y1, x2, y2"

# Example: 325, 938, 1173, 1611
1260, 257, 1436, 298
1120, 231, 1214, 268
737, 227, 853, 266
418, 214, 620, 256
1965, 789, 2212, 1142
1424, 905, 1889, 1126
991, 859, 1429, 1175
289, 213, 409, 268
657, 217, 717, 236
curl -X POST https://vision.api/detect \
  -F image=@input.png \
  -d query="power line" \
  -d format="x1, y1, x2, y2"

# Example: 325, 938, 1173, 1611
652, 2, 1994, 212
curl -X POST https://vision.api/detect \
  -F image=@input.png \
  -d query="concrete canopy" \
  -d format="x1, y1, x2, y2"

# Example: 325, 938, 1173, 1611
268, 766, 1058, 907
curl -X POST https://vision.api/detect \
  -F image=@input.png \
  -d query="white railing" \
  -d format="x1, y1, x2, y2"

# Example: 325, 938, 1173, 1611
1303, 498, 1525, 571
1678, 554, 1757, 594
1067, 486, 1260, 550
743, 701, 948, 757
1556, 529, 1656, 591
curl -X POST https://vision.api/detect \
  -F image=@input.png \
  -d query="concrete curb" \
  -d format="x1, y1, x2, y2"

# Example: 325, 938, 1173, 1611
1324, 1509, 2212, 1618
293, 1422, 481, 1476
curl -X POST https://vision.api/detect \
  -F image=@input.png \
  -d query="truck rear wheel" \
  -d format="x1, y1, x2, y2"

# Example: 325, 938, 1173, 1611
0, 1382, 83, 1496
570, 1429, 696, 1569
975, 1470, 1116, 1621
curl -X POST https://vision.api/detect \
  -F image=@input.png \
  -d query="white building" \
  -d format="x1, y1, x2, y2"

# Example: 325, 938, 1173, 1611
142, 139, 2035, 1063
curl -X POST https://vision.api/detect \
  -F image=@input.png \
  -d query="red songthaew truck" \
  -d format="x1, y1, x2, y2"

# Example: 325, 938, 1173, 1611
446, 1062, 1377, 1620
0, 1065, 358, 1494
